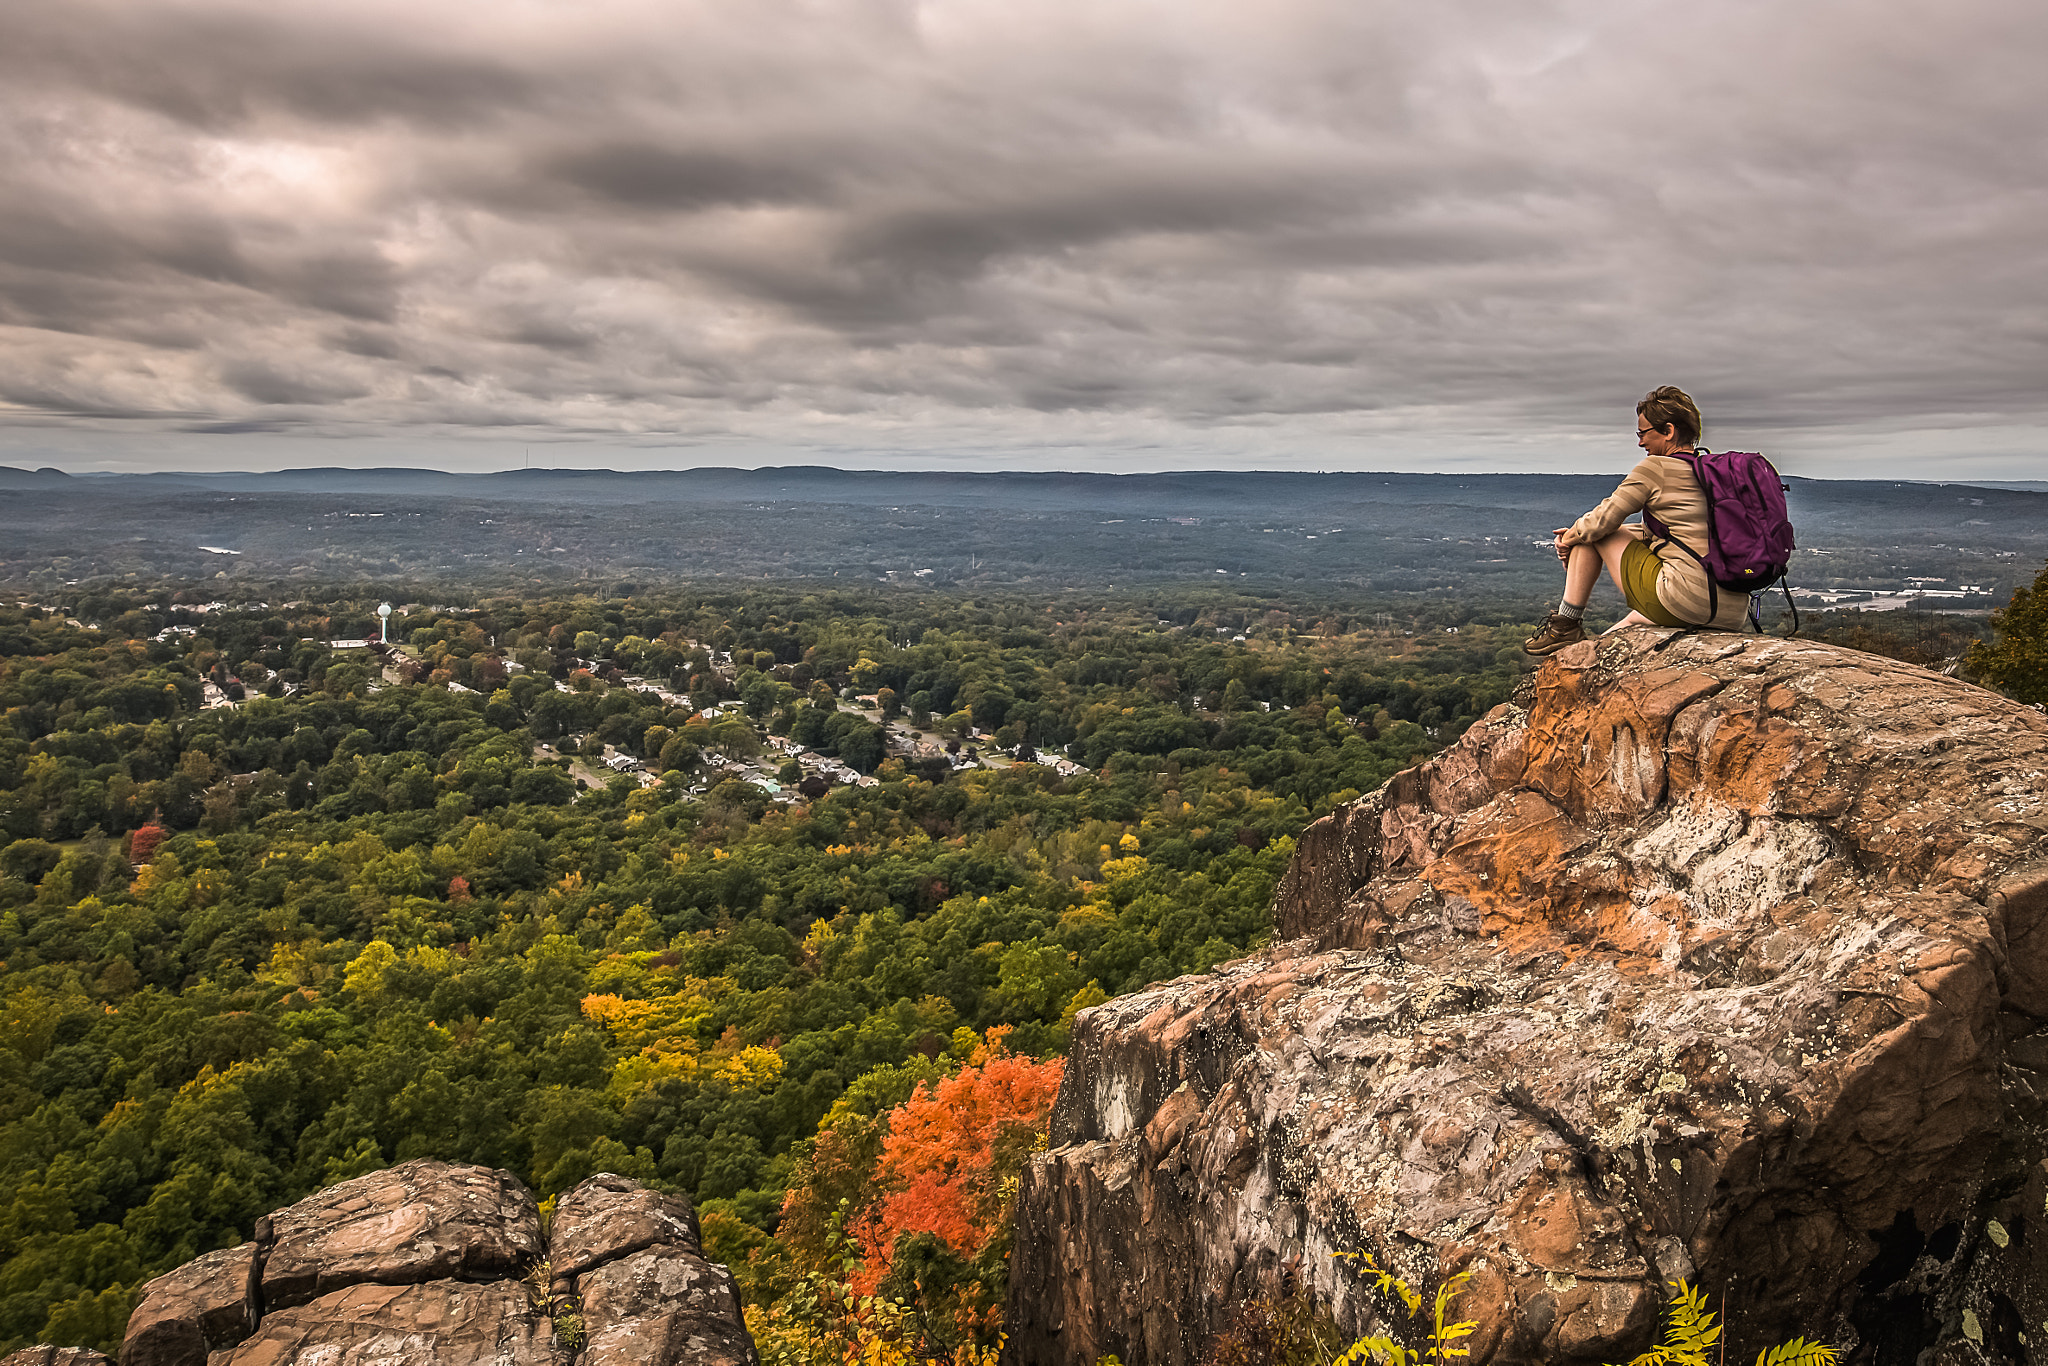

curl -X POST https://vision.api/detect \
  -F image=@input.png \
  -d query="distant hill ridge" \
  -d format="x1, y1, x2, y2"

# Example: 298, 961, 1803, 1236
3, 463, 2044, 511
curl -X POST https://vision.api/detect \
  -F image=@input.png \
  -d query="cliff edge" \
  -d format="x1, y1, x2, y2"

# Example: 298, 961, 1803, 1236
1007, 631, 2048, 1365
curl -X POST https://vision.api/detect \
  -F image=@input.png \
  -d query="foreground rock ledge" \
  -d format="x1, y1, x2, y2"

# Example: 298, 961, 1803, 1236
1007, 631, 2048, 1366
65, 1160, 757, 1366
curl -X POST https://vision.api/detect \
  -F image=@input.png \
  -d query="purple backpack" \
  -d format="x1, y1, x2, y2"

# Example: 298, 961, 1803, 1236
1643, 448, 1796, 625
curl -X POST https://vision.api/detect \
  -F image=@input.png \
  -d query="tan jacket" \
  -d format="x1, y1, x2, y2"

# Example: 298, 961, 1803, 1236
1565, 455, 1752, 629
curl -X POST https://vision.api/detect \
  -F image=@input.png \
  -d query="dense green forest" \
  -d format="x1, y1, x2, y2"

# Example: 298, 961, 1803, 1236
0, 583, 1536, 1356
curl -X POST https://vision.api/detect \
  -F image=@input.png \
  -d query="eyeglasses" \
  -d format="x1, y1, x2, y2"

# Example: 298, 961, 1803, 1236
1635, 426, 1655, 437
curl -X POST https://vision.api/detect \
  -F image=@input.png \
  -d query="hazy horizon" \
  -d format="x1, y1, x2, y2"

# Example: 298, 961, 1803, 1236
7, 451, 2048, 485
9, 459, 2045, 495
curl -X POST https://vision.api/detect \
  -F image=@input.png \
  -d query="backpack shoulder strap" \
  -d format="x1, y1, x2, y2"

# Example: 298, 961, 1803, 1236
1645, 448, 1717, 625
1655, 531, 1719, 626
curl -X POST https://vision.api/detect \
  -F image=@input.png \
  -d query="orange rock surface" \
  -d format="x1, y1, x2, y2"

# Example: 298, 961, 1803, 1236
1008, 631, 2048, 1365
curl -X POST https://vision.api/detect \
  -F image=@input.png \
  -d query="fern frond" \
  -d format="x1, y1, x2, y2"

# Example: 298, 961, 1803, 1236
1330, 1334, 1415, 1366
1423, 1268, 1476, 1363
1666, 1283, 1719, 1338
1753, 1339, 1838, 1366
1610, 1281, 1723, 1366
1430, 1278, 1473, 1326
1340, 1251, 1425, 1316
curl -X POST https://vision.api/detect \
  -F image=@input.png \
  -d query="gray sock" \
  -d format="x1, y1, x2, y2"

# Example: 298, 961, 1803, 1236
1556, 599, 1587, 621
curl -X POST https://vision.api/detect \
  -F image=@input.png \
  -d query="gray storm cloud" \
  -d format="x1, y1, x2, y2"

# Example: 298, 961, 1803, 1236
0, 0, 2041, 474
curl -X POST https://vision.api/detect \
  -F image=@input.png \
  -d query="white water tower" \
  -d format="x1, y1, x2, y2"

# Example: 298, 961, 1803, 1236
377, 602, 392, 644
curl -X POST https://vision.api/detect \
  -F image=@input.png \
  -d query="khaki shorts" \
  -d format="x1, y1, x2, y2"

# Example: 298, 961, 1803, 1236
1622, 540, 1688, 628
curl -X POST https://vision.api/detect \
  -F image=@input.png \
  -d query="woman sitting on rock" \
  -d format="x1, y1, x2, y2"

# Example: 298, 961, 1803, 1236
1524, 386, 1752, 656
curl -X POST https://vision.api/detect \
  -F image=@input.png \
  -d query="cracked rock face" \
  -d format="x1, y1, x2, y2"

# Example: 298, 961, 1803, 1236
577, 1244, 757, 1366
550, 1175, 755, 1366
227, 1281, 555, 1366
86, 1162, 759, 1366
261, 1161, 541, 1311
1007, 632, 2048, 1366
120, 1242, 257, 1366
549, 1173, 703, 1283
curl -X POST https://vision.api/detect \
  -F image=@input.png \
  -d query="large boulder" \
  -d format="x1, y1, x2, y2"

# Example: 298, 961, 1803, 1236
549, 1172, 702, 1283
0, 1350, 112, 1366
260, 1160, 540, 1310
219, 1281, 555, 1366
1008, 632, 2048, 1366
577, 1243, 758, 1366
119, 1242, 256, 1366
108, 1163, 758, 1366
552, 1174, 756, 1366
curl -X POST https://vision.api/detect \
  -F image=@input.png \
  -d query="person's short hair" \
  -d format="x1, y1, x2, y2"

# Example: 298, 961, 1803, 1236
1637, 386, 1701, 446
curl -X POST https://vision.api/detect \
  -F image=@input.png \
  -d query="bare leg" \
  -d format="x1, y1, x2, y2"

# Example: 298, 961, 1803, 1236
1532, 531, 1658, 655
1590, 533, 1658, 630
1562, 543, 1602, 606
1557, 534, 1658, 627
1563, 533, 1639, 609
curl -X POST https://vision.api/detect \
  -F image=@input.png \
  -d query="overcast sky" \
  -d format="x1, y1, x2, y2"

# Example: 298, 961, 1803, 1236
1, 0, 2041, 478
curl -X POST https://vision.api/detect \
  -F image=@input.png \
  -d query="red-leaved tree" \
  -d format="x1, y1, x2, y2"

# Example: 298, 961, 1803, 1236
127, 820, 169, 866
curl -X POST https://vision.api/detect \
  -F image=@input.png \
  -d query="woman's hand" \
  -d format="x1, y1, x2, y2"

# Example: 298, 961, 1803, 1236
1552, 527, 1574, 565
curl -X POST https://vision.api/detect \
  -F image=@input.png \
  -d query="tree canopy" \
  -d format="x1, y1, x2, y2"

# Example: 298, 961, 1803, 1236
0, 584, 1532, 1357
1967, 557, 2048, 706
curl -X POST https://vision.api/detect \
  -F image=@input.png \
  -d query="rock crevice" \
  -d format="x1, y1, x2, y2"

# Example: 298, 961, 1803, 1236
1008, 632, 2048, 1366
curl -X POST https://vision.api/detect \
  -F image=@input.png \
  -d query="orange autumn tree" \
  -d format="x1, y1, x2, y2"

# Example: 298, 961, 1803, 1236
856, 1028, 1064, 1286
761, 1028, 1064, 1358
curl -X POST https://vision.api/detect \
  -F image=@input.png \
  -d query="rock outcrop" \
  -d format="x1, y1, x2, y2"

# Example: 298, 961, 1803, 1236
1008, 632, 2048, 1366
72, 1160, 755, 1366
120, 1244, 258, 1366
544, 1174, 755, 1366
260, 1161, 540, 1311
0, 1349, 113, 1366
226, 1282, 554, 1366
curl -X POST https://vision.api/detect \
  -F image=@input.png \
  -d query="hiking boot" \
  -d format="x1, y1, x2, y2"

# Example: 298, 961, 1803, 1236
1523, 613, 1585, 657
